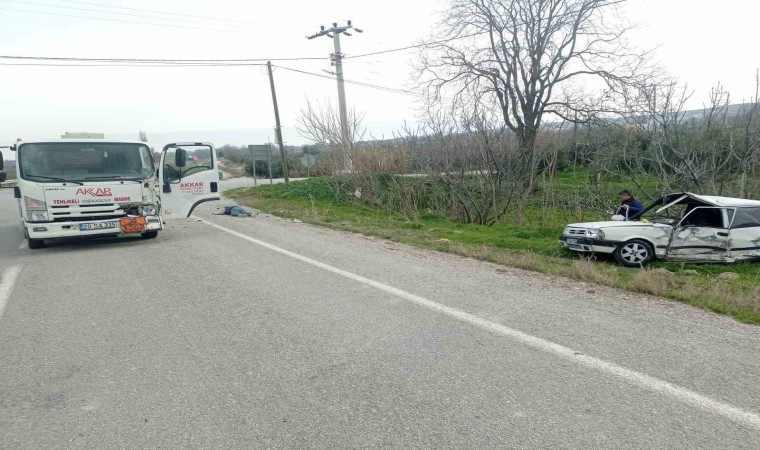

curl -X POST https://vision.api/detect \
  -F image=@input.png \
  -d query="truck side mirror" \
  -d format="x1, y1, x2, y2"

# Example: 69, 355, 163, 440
175, 149, 187, 168
0, 150, 4, 170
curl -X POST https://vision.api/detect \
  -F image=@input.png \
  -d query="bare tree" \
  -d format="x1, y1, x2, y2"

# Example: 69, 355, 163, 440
138, 130, 148, 143
419, 0, 655, 184
296, 99, 366, 172
736, 71, 760, 198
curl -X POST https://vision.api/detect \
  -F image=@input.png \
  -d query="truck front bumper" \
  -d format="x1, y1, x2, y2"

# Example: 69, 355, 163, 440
559, 235, 618, 254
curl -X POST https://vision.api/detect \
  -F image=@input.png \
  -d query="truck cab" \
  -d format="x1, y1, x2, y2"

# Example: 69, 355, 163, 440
12, 140, 220, 249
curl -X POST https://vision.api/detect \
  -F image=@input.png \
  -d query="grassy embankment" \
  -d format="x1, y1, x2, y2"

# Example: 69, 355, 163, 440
226, 176, 760, 324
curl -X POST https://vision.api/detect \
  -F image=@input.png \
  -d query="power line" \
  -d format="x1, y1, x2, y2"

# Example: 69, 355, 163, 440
0, 55, 327, 63
0, 62, 268, 67
0, 62, 416, 90
56, 0, 258, 25
345, 31, 488, 60
1, 2, 631, 66
344, 0, 628, 60
0, 7, 236, 32
274, 65, 423, 98
0, 0, 247, 28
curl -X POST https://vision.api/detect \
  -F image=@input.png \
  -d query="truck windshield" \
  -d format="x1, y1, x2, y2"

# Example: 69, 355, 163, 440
18, 142, 154, 182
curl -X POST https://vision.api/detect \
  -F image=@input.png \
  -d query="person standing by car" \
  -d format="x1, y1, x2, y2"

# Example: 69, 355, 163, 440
615, 190, 644, 219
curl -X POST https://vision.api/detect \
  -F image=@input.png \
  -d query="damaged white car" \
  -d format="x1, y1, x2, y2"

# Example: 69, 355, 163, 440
560, 193, 760, 267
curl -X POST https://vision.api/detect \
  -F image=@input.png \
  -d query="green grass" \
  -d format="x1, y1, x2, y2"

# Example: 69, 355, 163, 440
226, 177, 760, 325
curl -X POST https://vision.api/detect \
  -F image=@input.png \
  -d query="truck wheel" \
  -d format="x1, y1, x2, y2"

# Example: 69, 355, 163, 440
614, 239, 654, 267
27, 238, 45, 249
141, 231, 158, 239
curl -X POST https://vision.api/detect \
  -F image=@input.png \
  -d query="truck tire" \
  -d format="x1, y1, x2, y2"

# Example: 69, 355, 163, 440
141, 231, 158, 239
28, 238, 45, 249
614, 239, 654, 267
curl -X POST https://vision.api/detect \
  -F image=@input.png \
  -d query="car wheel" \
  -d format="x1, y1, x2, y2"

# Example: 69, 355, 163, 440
27, 238, 45, 249
614, 239, 654, 267
141, 231, 158, 239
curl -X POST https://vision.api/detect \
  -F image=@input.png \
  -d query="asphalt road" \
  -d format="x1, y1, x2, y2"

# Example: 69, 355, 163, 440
1, 187, 759, 449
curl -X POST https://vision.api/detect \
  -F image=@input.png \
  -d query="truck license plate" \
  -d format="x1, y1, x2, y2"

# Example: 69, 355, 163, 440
566, 238, 578, 245
79, 222, 117, 231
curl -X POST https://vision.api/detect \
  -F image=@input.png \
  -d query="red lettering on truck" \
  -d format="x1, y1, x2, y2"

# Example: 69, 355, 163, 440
76, 187, 112, 197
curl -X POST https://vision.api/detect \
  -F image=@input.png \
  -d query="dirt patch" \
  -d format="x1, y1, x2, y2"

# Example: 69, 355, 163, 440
218, 158, 246, 179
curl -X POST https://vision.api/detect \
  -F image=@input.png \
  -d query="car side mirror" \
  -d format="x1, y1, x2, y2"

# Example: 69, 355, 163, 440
175, 148, 187, 168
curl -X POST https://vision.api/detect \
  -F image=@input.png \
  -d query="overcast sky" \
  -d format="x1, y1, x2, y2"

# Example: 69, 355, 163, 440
1, 0, 758, 150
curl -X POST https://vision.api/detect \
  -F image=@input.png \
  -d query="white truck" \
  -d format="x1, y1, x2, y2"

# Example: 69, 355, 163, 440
9, 140, 221, 249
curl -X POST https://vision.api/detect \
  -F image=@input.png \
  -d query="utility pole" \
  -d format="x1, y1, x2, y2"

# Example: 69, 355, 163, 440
308, 21, 362, 173
267, 60, 289, 183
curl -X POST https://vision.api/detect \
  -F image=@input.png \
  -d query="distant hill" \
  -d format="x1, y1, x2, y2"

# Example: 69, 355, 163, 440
105, 121, 410, 151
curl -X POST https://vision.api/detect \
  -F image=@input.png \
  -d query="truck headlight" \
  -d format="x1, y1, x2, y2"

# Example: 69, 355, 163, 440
30, 211, 49, 222
24, 196, 49, 222
142, 204, 158, 216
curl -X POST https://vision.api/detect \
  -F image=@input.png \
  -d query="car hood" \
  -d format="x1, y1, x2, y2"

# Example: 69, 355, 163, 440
566, 221, 654, 229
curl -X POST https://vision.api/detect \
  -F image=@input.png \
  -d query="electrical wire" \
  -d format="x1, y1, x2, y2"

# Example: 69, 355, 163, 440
0, 0, 247, 27
0, 59, 426, 97
2, 1, 630, 67
273, 65, 424, 98
0, 7, 236, 32
56, 0, 257, 25
0, 55, 328, 63
345, 31, 489, 60
344, 0, 628, 60
0, 62, 268, 67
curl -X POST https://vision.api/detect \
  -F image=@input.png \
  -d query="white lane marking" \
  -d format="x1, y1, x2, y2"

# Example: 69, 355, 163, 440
0, 266, 22, 321
196, 217, 760, 431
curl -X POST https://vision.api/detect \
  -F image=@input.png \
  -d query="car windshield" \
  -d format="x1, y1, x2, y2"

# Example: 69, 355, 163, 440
640, 203, 688, 224
635, 195, 725, 225
18, 142, 154, 182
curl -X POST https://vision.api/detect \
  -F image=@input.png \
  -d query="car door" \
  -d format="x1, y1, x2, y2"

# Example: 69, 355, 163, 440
159, 142, 220, 218
666, 206, 733, 261
728, 207, 760, 260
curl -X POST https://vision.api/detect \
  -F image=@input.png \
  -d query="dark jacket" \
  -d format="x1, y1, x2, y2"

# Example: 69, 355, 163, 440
616, 198, 644, 218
